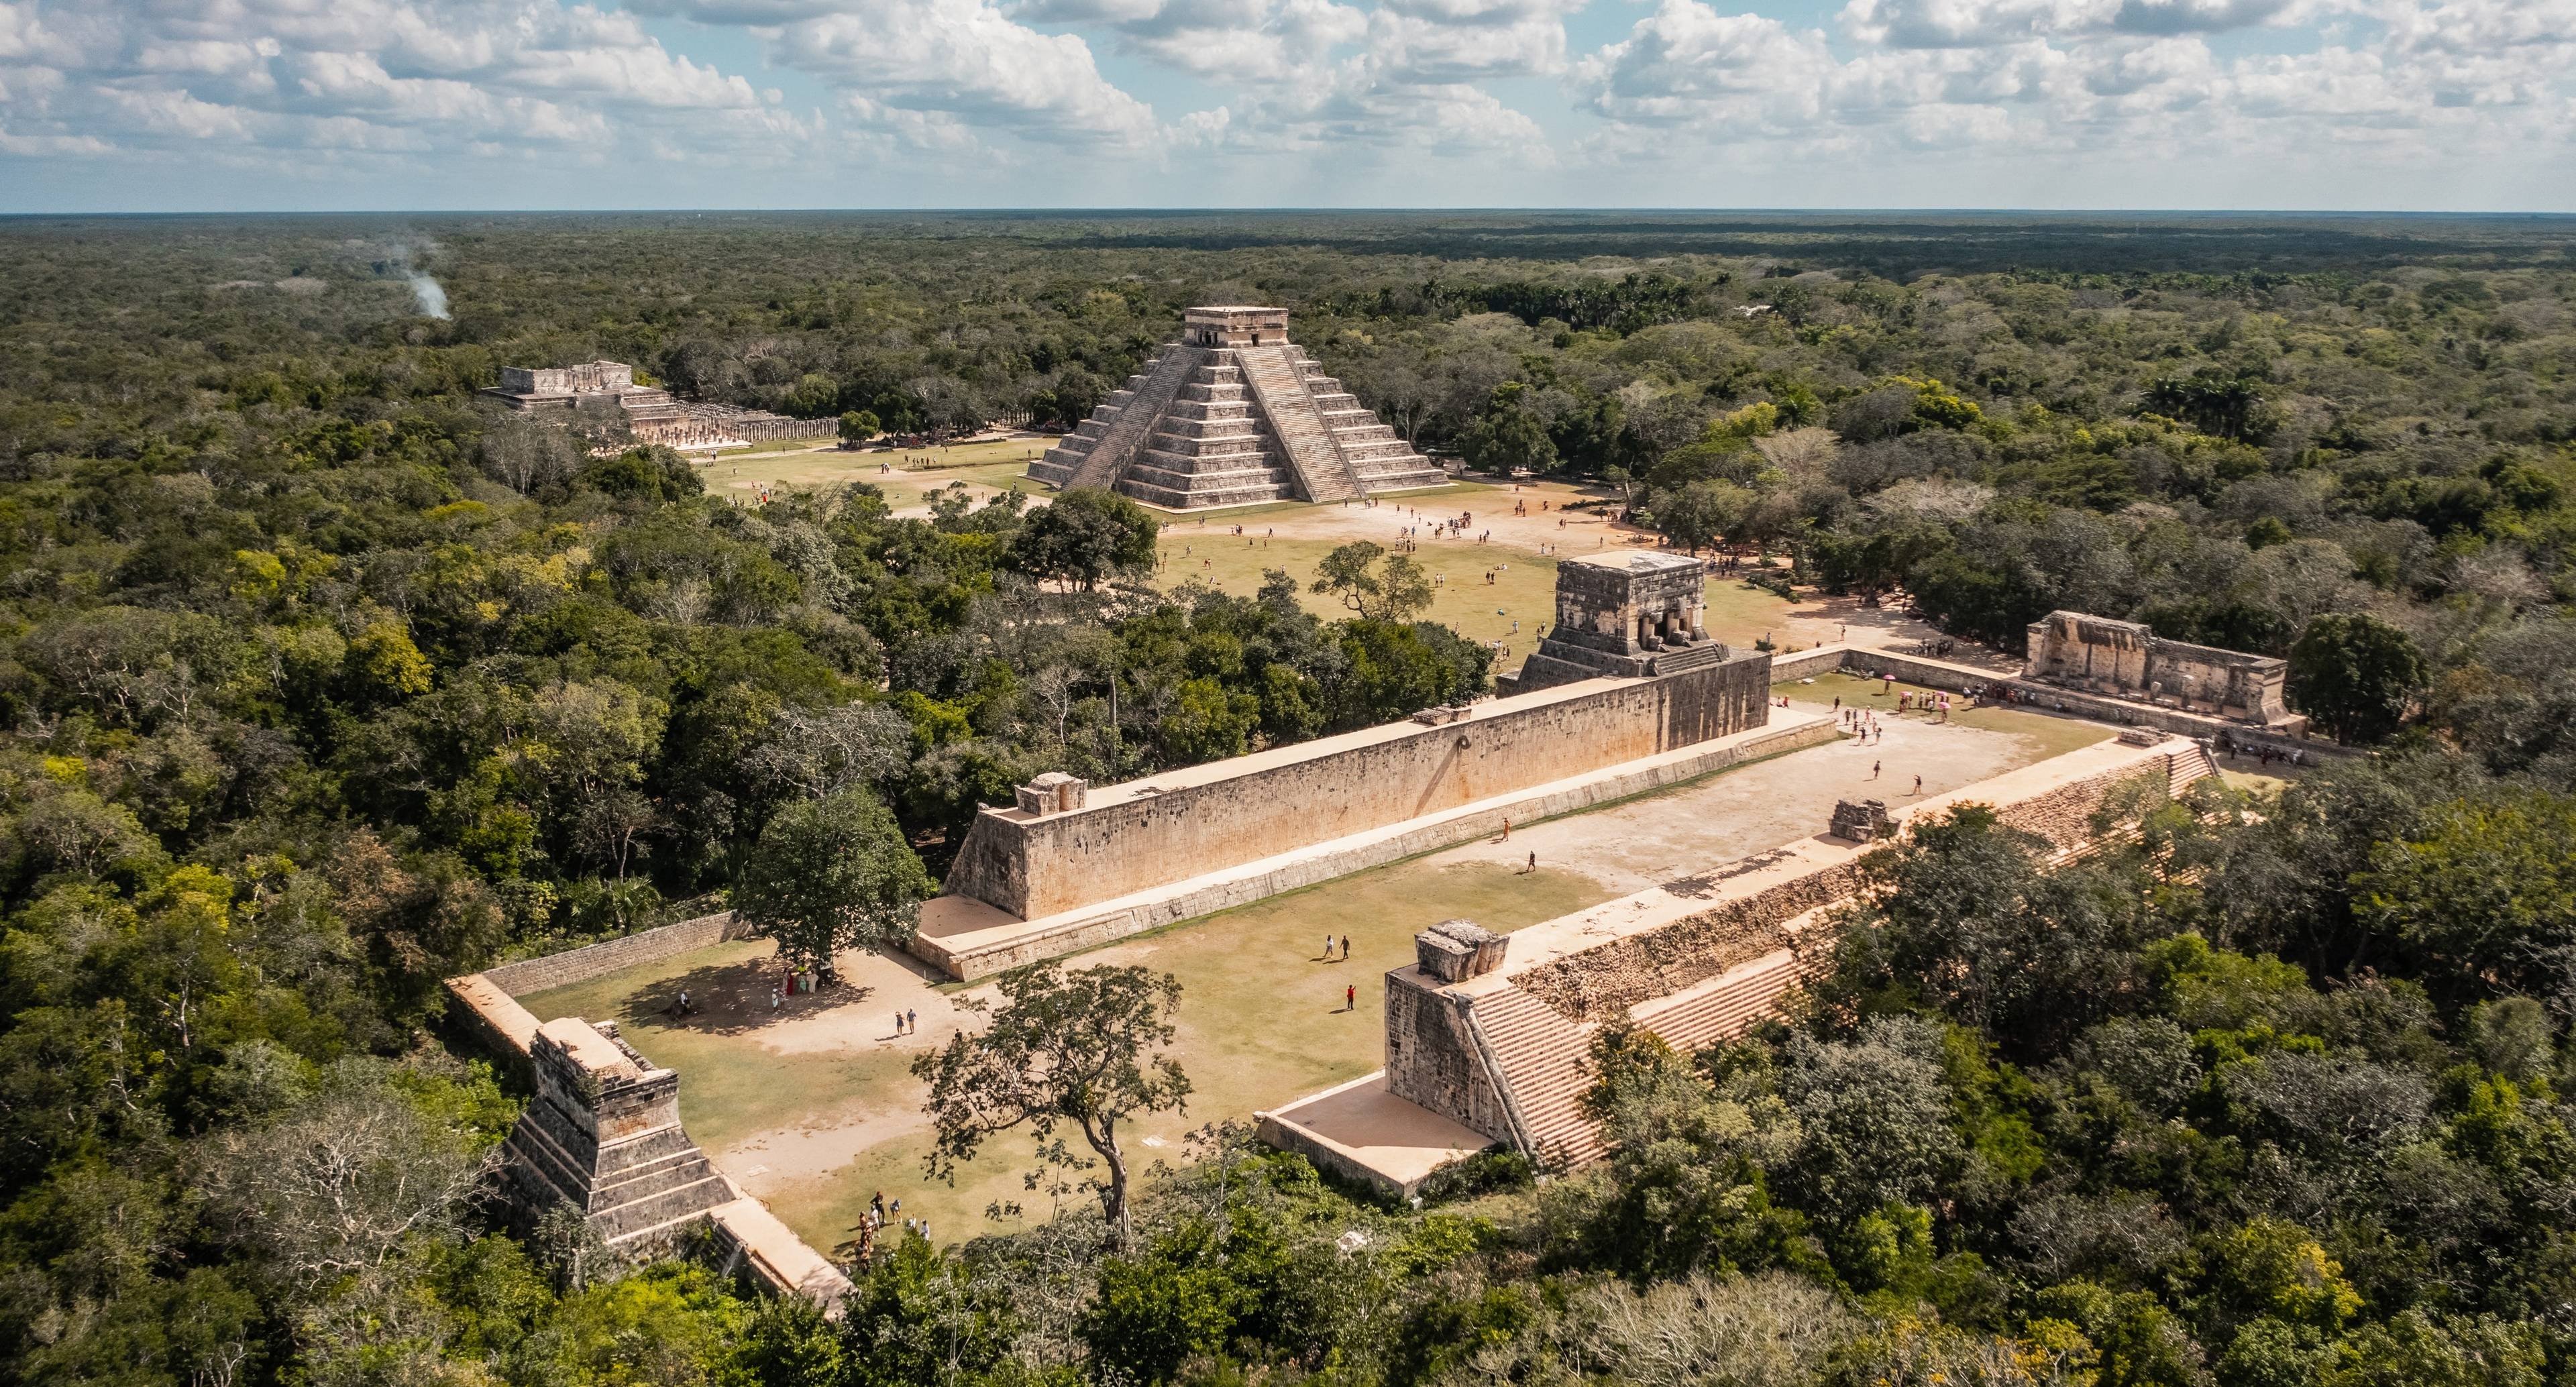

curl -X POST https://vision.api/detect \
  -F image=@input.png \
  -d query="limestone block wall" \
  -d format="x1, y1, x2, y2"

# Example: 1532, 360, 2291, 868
945, 656, 1770, 922
1512, 860, 1869, 1023
1384, 970, 1517, 1142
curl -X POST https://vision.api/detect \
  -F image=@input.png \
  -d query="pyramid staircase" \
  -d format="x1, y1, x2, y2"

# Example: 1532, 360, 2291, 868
1032, 322, 1446, 510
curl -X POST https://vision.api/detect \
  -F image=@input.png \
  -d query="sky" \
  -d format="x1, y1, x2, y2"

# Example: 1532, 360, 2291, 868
0, 0, 2570, 212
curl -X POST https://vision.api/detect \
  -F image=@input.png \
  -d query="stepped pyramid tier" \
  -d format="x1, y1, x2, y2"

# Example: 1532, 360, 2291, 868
1030, 307, 1449, 510
503, 1016, 736, 1254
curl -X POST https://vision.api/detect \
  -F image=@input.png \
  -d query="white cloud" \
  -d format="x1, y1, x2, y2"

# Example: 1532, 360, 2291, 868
0, 0, 2570, 206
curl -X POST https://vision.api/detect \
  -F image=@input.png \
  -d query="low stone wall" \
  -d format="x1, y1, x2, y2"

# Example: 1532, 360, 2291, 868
481, 911, 755, 997
914, 716, 1838, 981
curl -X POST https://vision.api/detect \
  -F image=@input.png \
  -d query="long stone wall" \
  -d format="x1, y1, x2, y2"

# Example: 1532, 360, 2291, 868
480, 911, 755, 997
1770, 643, 2350, 760
945, 655, 1772, 924
918, 714, 1832, 980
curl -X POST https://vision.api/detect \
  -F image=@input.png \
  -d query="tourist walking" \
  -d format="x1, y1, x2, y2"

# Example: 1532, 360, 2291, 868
1323, 933, 1336, 959
894, 1010, 905, 1035
1340, 935, 1352, 959
1345, 983, 1356, 1012
1872, 760, 1881, 779
1912, 775, 1923, 795
906, 1008, 917, 1034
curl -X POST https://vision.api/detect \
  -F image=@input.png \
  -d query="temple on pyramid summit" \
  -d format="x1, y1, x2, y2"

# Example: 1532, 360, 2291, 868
1029, 307, 1450, 509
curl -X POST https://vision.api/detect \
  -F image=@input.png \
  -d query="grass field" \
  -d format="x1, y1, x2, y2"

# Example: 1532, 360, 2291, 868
1159, 530, 1557, 655
519, 852, 1612, 1251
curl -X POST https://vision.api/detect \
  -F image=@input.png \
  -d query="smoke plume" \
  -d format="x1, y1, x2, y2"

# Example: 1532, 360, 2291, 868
409, 271, 450, 319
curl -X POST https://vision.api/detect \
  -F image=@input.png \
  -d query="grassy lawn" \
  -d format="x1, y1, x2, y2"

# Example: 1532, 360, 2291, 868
1157, 531, 1558, 655
1778, 671, 2117, 762
517, 846, 1621, 1250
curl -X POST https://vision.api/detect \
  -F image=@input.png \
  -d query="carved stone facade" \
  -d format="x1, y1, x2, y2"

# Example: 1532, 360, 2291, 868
1516, 551, 1726, 690
1028, 307, 1446, 509
2023, 610, 2302, 730
503, 1017, 734, 1253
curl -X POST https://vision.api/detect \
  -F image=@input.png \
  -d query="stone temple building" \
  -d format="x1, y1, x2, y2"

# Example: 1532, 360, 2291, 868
1515, 550, 1727, 690
2023, 610, 2303, 730
480, 360, 833, 451
1028, 307, 1448, 508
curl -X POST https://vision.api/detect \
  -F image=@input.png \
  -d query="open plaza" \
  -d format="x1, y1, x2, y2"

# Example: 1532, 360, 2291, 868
451, 309, 2332, 1303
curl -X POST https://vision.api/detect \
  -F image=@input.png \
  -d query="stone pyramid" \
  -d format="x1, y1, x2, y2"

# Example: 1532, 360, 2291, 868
1030, 307, 1449, 509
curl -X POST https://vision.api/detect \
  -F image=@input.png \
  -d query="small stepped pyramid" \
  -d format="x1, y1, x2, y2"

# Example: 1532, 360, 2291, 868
504, 1017, 735, 1254
1032, 307, 1446, 510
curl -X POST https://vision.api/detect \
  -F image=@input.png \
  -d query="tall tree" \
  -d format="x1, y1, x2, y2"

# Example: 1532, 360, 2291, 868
912, 961, 1189, 1246
733, 789, 933, 971
2289, 612, 2427, 744
1008, 489, 1159, 591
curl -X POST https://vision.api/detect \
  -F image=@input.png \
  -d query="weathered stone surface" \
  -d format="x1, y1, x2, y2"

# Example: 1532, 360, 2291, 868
942, 653, 1772, 924
1032, 307, 1443, 509
1829, 798, 1894, 841
2025, 610, 2302, 730
1015, 772, 1088, 816
1519, 551, 1725, 690
1415, 918, 1506, 982
503, 1017, 734, 1254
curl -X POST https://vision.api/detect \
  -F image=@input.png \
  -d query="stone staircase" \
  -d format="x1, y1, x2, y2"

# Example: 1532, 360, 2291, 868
1037, 344, 1207, 491
1118, 357, 1302, 508
1468, 987, 1605, 1168
1237, 345, 1366, 502
1034, 331, 1447, 510
1647, 640, 1733, 677
1297, 359, 1448, 494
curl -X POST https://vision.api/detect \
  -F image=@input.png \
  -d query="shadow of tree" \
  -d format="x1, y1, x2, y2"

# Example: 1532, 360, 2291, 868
615, 953, 879, 1038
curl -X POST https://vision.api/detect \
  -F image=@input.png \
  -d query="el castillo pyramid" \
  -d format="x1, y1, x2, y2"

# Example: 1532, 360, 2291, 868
1030, 307, 1450, 509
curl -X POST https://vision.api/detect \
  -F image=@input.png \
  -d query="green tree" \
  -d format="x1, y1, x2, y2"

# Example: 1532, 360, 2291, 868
733, 789, 933, 971
837, 409, 881, 442
1461, 382, 1558, 475
912, 960, 1189, 1246
1654, 480, 1752, 554
2355, 787, 2576, 1014
1309, 541, 1434, 622
1008, 488, 1159, 590
2288, 612, 2426, 744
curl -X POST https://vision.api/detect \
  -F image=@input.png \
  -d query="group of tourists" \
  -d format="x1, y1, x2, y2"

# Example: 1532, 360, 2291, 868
847, 1191, 928, 1265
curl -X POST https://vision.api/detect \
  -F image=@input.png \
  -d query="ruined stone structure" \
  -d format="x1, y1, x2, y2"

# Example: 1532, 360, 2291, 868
448, 976, 856, 1307
1028, 307, 1447, 508
2024, 611, 2303, 730
1516, 551, 1723, 690
941, 653, 1772, 928
484, 360, 834, 453
1414, 918, 1509, 984
1828, 799, 1894, 842
1307, 736, 2221, 1176
503, 1017, 735, 1254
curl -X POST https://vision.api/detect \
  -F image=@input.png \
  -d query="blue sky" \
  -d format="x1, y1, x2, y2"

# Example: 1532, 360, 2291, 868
1, 0, 2569, 211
